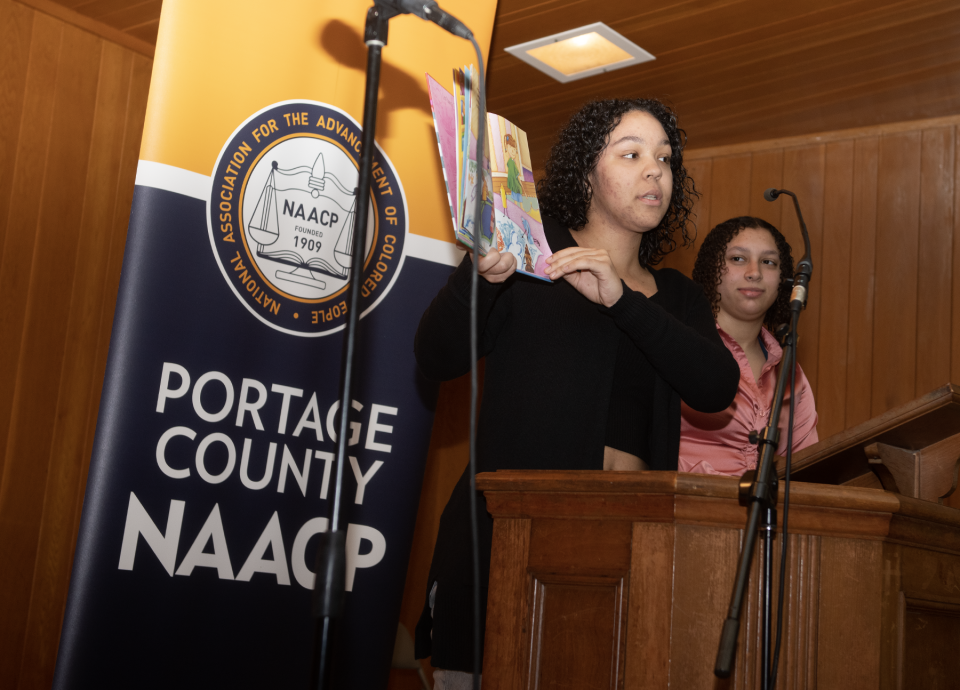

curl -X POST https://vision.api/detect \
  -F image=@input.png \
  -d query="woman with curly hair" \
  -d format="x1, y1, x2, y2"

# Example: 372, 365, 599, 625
679, 216, 819, 476
413, 99, 740, 686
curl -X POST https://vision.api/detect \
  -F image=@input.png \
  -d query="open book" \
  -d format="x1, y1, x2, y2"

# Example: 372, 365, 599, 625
426, 67, 553, 281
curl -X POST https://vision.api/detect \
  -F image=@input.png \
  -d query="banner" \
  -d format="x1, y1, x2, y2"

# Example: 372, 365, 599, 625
54, 2, 494, 687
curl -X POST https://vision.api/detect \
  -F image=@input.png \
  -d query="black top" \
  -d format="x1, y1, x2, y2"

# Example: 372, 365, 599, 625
605, 329, 654, 456
413, 217, 739, 670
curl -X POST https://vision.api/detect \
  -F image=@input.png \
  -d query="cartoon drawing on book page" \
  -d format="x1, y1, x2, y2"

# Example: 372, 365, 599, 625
487, 114, 551, 278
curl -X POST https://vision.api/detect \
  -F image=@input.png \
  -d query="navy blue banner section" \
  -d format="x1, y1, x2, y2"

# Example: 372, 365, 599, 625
54, 185, 452, 688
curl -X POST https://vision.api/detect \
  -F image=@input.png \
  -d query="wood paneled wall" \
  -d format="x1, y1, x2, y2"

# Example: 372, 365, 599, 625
0, 1, 152, 687
661, 117, 960, 440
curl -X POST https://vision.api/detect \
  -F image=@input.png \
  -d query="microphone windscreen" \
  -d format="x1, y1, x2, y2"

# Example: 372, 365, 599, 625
763, 188, 780, 202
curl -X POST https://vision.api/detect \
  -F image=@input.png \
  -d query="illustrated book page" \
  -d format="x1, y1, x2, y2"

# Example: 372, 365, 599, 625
486, 113, 552, 280
425, 67, 552, 281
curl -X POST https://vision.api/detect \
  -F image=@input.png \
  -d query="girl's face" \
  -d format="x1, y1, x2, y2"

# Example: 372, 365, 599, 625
716, 227, 782, 325
586, 110, 673, 236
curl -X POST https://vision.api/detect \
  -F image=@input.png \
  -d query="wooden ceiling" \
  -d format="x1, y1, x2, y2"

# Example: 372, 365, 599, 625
42, 0, 960, 167
488, 0, 960, 167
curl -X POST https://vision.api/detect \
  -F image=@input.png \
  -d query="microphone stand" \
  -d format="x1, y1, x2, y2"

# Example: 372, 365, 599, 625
714, 189, 813, 688
309, 4, 398, 688
307, 3, 475, 687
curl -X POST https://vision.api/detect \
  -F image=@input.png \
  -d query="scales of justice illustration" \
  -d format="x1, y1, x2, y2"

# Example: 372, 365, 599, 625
246, 149, 371, 294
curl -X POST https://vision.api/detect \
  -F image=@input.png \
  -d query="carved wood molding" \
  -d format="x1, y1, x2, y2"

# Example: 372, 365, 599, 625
865, 437, 960, 504
898, 591, 960, 689
738, 534, 822, 688
527, 572, 627, 690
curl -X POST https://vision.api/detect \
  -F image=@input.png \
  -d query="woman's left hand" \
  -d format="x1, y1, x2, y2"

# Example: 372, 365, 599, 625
545, 247, 624, 307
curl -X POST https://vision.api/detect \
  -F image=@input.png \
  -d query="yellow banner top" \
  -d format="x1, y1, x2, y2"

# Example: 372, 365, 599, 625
141, 0, 497, 243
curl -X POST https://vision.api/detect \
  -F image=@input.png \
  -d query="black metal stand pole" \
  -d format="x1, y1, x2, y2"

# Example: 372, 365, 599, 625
761, 506, 776, 690
715, 188, 812, 686
309, 5, 396, 689
714, 321, 793, 684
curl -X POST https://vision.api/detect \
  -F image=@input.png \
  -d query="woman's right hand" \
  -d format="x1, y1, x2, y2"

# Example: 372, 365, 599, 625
463, 246, 516, 284
544, 246, 624, 307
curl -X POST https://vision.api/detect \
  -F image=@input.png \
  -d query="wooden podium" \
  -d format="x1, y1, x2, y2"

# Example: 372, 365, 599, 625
476, 386, 960, 689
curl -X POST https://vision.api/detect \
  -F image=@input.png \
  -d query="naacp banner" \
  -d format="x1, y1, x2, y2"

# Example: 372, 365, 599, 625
53, 1, 495, 688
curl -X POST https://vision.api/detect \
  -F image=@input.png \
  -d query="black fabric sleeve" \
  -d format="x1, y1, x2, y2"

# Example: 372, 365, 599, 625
413, 253, 510, 381
601, 278, 739, 413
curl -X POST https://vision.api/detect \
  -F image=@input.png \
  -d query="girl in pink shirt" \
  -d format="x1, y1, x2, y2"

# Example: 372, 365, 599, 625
679, 217, 819, 476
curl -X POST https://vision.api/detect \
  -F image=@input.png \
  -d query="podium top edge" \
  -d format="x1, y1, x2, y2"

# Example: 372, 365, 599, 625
476, 470, 960, 525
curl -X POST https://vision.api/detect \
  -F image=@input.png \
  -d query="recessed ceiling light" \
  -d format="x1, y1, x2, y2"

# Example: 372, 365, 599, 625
505, 23, 655, 83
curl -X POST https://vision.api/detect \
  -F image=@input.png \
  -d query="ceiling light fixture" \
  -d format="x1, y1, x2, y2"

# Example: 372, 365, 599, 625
505, 22, 655, 83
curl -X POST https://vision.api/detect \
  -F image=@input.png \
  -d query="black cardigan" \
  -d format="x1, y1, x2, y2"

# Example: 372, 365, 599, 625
413, 217, 739, 670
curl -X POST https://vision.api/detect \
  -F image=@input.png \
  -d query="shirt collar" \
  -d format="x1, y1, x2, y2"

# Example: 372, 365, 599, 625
716, 323, 784, 376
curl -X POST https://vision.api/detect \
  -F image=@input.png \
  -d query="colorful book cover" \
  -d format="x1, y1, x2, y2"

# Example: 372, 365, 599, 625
443, 68, 488, 251
426, 74, 459, 233
451, 70, 468, 245
455, 66, 495, 254
452, 67, 466, 232
425, 67, 551, 280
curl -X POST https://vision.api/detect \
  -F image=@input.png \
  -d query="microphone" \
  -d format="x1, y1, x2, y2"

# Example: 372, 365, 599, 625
764, 187, 812, 312
377, 0, 473, 39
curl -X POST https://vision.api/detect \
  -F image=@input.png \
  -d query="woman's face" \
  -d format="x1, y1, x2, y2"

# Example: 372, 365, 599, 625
716, 227, 782, 325
586, 110, 673, 235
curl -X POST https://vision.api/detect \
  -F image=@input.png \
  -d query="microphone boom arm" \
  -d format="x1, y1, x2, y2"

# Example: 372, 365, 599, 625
764, 188, 812, 311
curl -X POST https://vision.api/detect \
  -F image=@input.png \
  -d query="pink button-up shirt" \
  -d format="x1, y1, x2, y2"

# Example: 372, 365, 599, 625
678, 326, 819, 476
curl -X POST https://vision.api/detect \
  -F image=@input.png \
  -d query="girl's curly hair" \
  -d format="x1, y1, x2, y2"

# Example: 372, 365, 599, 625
535, 98, 698, 266
692, 216, 795, 331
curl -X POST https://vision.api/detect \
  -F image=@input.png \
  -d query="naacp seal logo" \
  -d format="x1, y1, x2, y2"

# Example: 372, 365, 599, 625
207, 100, 407, 336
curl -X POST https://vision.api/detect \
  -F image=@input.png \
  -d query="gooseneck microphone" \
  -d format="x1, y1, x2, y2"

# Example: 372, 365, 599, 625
764, 188, 812, 311
377, 0, 473, 38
